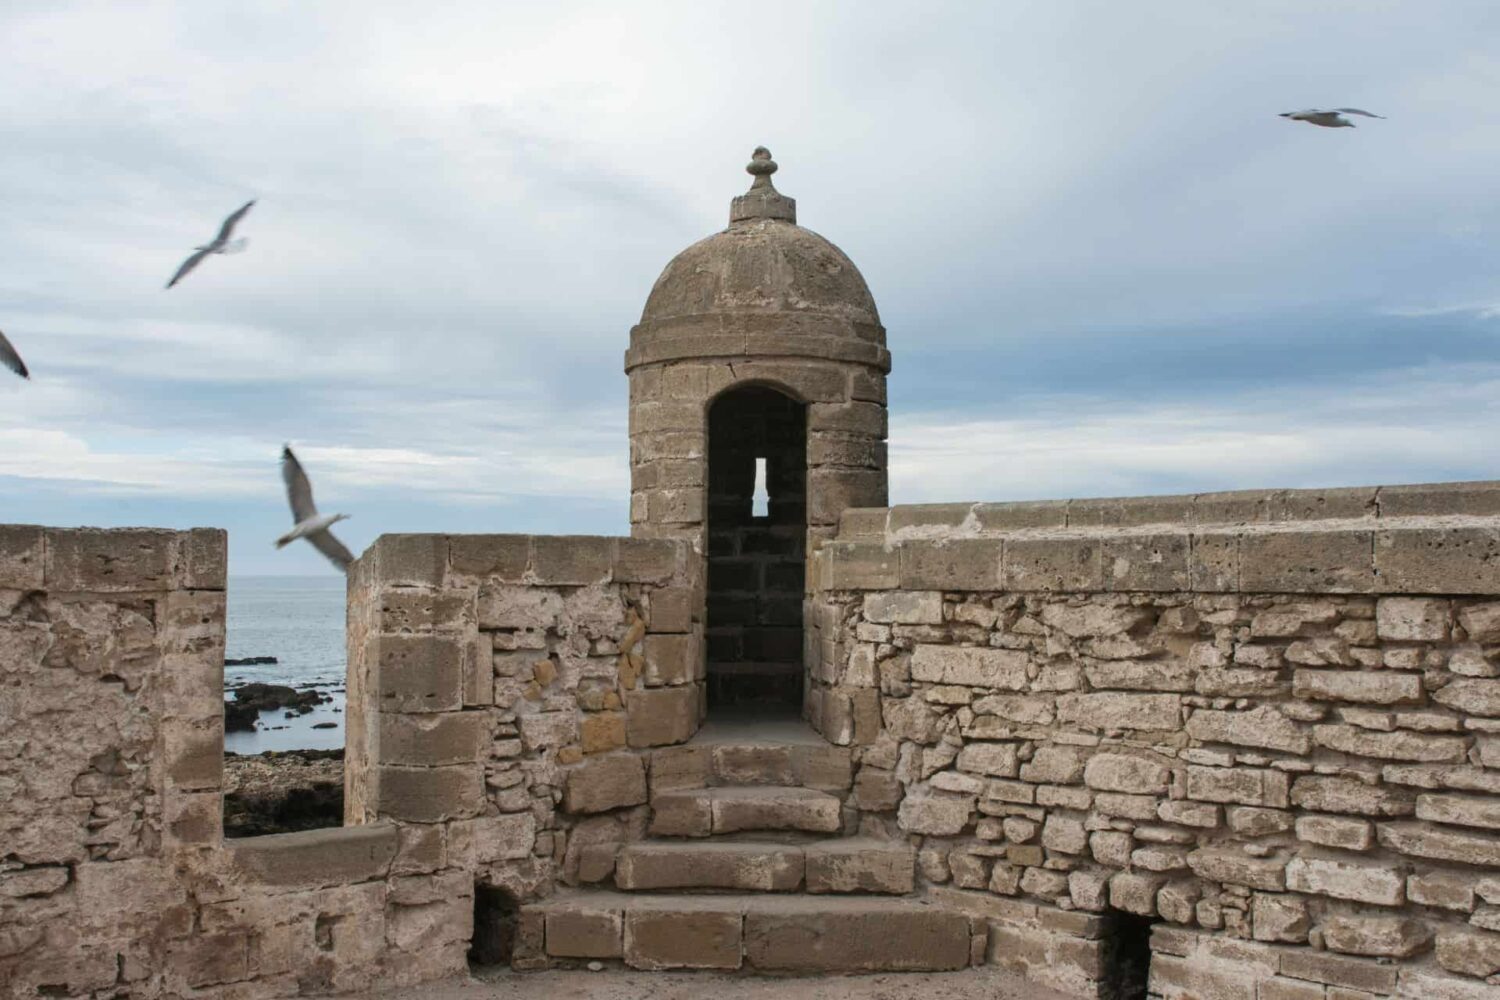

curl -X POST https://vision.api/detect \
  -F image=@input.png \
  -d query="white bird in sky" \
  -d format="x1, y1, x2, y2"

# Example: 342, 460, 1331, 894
277, 445, 354, 571
166, 199, 256, 289
0, 330, 28, 380
1279, 108, 1385, 129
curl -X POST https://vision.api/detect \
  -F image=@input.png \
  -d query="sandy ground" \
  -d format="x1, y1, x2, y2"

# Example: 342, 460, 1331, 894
364, 966, 1074, 1000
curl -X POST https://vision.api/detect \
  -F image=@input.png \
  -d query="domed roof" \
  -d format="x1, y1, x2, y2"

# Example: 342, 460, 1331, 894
639, 149, 880, 326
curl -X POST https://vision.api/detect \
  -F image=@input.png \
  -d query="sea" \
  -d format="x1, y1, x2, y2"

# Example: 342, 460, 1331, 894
224, 575, 349, 754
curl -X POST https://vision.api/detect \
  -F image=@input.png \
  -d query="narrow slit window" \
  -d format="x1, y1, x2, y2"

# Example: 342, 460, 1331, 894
752, 457, 769, 517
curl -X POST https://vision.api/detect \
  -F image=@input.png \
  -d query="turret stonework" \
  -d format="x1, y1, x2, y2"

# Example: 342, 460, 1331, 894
626, 148, 890, 714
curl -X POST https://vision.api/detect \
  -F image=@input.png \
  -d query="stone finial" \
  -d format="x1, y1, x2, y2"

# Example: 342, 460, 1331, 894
731, 146, 796, 224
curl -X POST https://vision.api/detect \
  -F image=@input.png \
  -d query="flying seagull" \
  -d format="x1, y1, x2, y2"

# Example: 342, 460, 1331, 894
1280, 108, 1385, 128
166, 199, 256, 289
277, 445, 354, 571
0, 330, 28, 380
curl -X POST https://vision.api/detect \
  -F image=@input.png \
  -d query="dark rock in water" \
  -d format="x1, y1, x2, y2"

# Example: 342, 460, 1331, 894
311, 722, 338, 730
225, 656, 278, 666
224, 683, 332, 732
224, 749, 344, 837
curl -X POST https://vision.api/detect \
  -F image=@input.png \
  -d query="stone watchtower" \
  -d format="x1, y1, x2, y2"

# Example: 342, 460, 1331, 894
626, 148, 890, 718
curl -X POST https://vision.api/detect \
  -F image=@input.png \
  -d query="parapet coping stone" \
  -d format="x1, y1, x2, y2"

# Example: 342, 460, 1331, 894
226, 821, 398, 890
839, 480, 1500, 540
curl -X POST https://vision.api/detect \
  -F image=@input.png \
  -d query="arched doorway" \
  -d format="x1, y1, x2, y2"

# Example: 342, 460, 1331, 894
705, 385, 807, 719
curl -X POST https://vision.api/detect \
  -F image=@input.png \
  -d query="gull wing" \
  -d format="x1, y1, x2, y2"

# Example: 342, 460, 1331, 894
0, 330, 29, 379
307, 528, 354, 572
1336, 108, 1383, 118
281, 445, 320, 523
166, 246, 213, 289
216, 200, 256, 243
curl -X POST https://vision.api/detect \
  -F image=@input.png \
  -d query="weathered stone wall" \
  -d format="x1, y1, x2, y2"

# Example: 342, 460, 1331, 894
807, 484, 1500, 998
1, 526, 700, 998
344, 532, 703, 922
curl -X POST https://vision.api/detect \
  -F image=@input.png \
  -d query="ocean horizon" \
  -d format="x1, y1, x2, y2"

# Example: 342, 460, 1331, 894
224, 575, 349, 754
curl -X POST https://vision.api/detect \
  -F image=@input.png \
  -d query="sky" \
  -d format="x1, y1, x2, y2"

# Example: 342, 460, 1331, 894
3, 1, 1500, 574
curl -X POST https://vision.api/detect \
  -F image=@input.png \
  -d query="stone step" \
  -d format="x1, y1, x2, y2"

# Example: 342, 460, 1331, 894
522, 891, 981, 972
612, 838, 914, 894
649, 786, 844, 837
650, 741, 853, 793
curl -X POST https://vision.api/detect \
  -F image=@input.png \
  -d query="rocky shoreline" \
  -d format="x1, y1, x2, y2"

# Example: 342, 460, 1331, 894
223, 748, 344, 837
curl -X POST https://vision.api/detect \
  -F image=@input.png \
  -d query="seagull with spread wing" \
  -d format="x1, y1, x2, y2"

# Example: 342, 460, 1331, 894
276, 445, 354, 571
0, 330, 28, 380
1279, 108, 1385, 128
166, 199, 256, 289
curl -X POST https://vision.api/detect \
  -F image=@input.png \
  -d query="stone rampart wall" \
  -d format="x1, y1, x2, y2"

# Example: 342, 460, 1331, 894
344, 532, 703, 927
806, 485, 1500, 998
1, 526, 700, 998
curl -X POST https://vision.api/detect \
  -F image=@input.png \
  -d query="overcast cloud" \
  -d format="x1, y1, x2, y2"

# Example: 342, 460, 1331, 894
2, 1, 1499, 573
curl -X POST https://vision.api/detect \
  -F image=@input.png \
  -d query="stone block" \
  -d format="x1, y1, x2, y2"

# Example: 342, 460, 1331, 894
377, 635, 464, 713
1285, 852, 1404, 905
1407, 870, 1476, 911
377, 711, 486, 766
650, 744, 713, 791
743, 902, 971, 972
371, 533, 449, 586
1109, 871, 1168, 916
530, 535, 613, 585
643, 633, 697, 686
1084, 659, 1196, 692
1433, 678, 1500, 716
1293, 669, 1423, 705
1083, 753, 1172, 794
1251, 892, 1309, 943
229, 823, 398, 889
1435, 925, 1500, 979
181, 526, 228, 589
1186, 766, 1289, 808
1416, 792, 1500, 830
1290, 775, 1413, 816
898, 538, 1002, 590
1186, 704, 1311, 753
649, 790, 713, 837
1057, 692, 1181, 731
1102, 533, 1191, 591
564, 753, 648, 814
449, 534, 529, 580
647, 587, 694, 632
711, 787, 842, 834
898, 793, 972, 836
377, 764, 483, 822
863, 590, 942, 624
972, 499, 1068, 530
805, 840, 915, 894
1376, 596, 1451, 640
1277, 949, 1397, 993
453, 812, 537, 862
1377, 526, 1500, 594
45, 527, 177, 592
1042, 814, 1089, 855
1294, 814, 1373, 851
581, 711, 627, 754
839, 507, 888, 538
1189, 531, 1240, 591
910, 644, 1028, 688
0, 524, 45, 588
1320, 912, 1432, 958
1239, 529, 1374, 592
625, 904, 742, 970
821, 541, 899, 590
956, 742, 1019, 777
1004, 537, 1103, 591
1313, 724, 1468, 762
545, 905, 623, 958
625, 686, 699, 747
1379, 821, 1500, 867
1186, 847, 1287, 890
162, 719, 224, 792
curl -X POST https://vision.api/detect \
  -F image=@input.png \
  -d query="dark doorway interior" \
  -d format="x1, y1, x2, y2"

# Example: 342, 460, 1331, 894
469, 884, 519, 968
1100, 910, 1156, 1000
706, 385, 807, 717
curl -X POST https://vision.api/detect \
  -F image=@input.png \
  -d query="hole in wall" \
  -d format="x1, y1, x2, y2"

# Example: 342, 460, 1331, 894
1100, 910, 1156, 1000
752, 456, 770, 518
469, 884, 520, 968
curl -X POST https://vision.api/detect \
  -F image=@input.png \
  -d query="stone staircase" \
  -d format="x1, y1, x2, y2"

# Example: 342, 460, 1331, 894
518, 727, 987, 973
